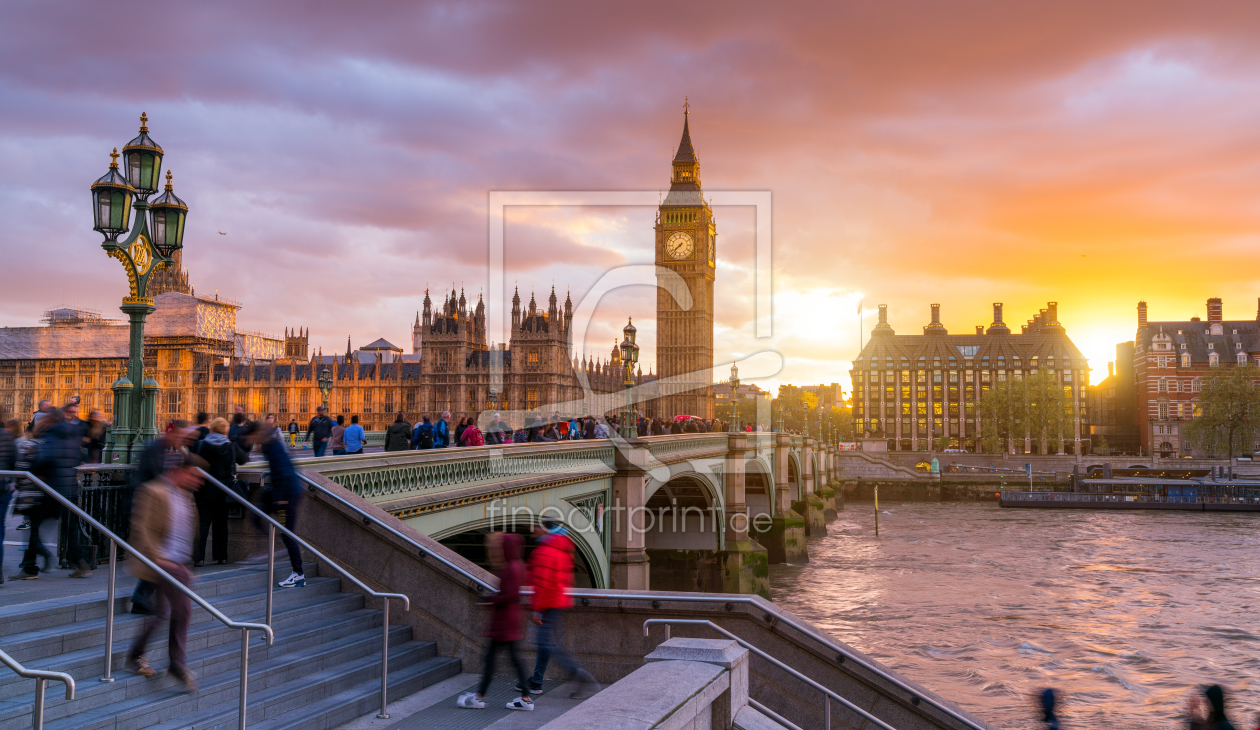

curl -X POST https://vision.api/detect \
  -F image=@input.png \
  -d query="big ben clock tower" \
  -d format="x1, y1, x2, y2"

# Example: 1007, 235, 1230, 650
655, 103, 716, 420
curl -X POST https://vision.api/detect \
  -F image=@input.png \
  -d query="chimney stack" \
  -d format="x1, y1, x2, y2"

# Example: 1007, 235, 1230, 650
1046, 302, 1059, 324
1138, 301, 1148, 326
987, 303, 1010, 335
1208, 297, 1223, 323
872, 304, 894, 335
923, 303, 947, 334
976, 325, 983, 334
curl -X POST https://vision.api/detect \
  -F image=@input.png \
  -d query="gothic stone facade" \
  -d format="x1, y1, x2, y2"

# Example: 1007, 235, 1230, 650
655, 108, 716, 420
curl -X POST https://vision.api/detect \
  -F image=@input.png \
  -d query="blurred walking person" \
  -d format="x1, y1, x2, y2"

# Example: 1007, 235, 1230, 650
1187, 684, 1237, 730
1038, 689, 1059, 730
457, 532, 533, 711
0, 420, 16, 583
523, 521, 599, 699
13, 409, 89, 579
191, 418, 247, 566
305, 406, 333, 457
245, 421, 306, 588
125, 452, 205, 692
86, 409, 109, 463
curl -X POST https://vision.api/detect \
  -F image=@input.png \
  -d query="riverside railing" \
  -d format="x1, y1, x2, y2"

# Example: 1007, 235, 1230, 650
0, 648, 74, 730
200, 469, 410, 719
644, 618, 897, 730
0, 471, 273, 730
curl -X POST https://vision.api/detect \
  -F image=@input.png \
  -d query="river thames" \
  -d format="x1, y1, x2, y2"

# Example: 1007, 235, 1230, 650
769, 502, 1259, 729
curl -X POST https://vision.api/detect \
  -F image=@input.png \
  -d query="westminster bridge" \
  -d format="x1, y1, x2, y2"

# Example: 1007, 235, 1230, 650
242, 432, 841, 597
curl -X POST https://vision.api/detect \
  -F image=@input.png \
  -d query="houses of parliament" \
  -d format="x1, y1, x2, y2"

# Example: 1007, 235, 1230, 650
0, 110, 718, 430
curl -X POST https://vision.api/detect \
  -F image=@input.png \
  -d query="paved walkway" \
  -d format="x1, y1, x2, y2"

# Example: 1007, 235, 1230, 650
336, 674, 589, 730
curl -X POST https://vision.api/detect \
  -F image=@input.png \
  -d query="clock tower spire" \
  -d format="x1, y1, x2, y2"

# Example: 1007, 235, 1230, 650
655, 102, 716, 420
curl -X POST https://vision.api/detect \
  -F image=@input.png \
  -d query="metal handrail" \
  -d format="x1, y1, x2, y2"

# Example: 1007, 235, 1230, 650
748, 698, 805, 730
295, 470, 982, 730
0, 470, 272, 730
294, 473, 497, 593
644, 619, 896, 730
0, 647, 74, 730
196, 469, 409, 720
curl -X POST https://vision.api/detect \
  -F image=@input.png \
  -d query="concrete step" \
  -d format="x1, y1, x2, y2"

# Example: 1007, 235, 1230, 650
734, 705, 792, 730
0, 575, 346, 665
3, 625, 418, 730
39, 637, 438, 730
160, 654, 461, 730
0, 561, 320, 640
0, 598, 376, 701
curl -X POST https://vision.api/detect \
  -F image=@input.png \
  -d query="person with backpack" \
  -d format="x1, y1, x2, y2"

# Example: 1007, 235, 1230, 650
457, 532, 534, 712
434, 412, 451, 448
191, 418, 248, 566
412, 416, 435, 450
461, 419, 484, 447
385, 412, 412, 452
523, 521, 599, 699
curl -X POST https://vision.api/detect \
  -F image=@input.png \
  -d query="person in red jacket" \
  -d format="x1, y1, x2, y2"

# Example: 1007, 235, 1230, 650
458, 532, 533, 711
521, 521, 600, 699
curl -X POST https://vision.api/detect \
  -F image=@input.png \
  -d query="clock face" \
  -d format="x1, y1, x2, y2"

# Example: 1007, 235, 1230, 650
665, 231, 694, 260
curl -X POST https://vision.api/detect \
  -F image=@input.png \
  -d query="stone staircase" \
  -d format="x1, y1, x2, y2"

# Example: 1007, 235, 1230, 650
0, 563, 460, 730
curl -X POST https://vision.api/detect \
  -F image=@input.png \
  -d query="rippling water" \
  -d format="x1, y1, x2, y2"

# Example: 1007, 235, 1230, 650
768, 502, 1260, 729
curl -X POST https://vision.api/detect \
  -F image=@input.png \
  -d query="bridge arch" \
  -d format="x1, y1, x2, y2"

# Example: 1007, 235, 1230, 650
644, 473, 723, 553
787, 451, 802, 502
432, 514, 606, 589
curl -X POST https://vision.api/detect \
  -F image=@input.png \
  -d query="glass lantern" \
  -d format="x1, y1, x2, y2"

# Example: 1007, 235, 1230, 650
122, 112, 164, 195
148, 171, 188, 258
91, 148, 136, 241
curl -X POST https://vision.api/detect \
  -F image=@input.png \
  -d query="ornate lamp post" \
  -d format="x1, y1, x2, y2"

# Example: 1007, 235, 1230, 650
618, 318, 640, 439
93, 113, 188, 463
728, 363, 740, 433
318, 367, 333, 411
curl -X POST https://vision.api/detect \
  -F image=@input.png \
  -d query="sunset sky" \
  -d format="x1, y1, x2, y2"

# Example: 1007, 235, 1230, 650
5, 2, 1260, 396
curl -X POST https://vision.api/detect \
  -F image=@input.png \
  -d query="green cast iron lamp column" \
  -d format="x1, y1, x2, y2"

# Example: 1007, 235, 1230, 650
728, 363, 740, 433
618, 318, 639, 439
92, 113, 188, 463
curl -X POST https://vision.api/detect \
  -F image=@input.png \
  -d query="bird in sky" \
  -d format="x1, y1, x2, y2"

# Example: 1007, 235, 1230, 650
218, 231, 227, 235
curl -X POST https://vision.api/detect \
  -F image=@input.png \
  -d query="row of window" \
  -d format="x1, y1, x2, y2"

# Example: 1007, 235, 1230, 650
1151, 353, 1253, 368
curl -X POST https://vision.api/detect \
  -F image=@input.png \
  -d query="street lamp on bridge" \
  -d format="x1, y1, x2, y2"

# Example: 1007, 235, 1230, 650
618, 318, 640, 439
92, 113, 189, 463
728, 363, 740, 433
318, 367, 333, 411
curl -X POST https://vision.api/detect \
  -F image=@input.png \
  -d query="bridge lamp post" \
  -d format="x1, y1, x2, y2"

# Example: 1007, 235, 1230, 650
92, 113, 188, 464
618, 318, 639, 439
728, 363, 740, 433
318, 367, 333, 411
